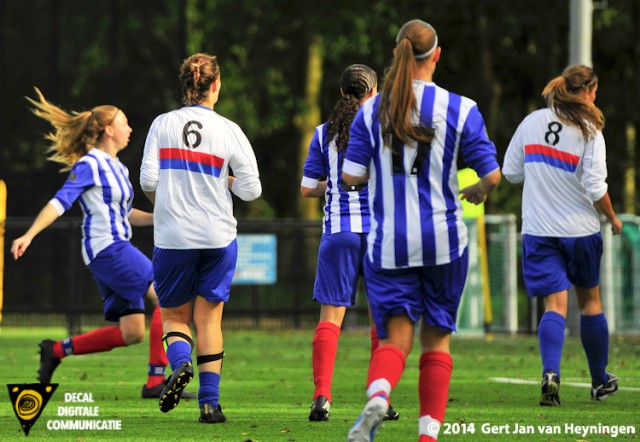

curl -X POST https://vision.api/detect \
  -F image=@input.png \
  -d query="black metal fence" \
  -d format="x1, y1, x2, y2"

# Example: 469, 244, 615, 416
1, 217, 372, 334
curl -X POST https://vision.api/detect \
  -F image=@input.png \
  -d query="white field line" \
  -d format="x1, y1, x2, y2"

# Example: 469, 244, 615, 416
489, 377, 640, 392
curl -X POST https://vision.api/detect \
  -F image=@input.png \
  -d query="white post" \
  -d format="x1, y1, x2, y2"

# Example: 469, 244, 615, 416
569, 0, 593, 67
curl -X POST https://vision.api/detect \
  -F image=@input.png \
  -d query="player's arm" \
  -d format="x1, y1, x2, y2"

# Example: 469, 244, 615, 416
129, 208, 153, 226
594, 193, 622, 235
300, 176, 327, 198
11, 202, 61, 260
460, 168, 502, 205
342, 160, 369, 186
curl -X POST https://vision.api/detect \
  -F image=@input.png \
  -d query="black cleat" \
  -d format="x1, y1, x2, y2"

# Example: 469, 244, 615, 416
38, 339, 61, 384
540, 370, 561, 406
309, 395, 331, 421
159, 361, 194, 413
591, 372, 619, 401
199, 403, 226, 423
384, 403, 400, 421
142, 377, 196, 399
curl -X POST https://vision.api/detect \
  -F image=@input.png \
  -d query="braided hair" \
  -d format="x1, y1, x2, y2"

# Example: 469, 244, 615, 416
326, 64, 377, 152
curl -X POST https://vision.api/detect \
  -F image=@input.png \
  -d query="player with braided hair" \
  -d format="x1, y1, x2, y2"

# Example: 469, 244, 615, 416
11, 88, 193, 401
140, 52, 261, 424
301, 64, 399, 422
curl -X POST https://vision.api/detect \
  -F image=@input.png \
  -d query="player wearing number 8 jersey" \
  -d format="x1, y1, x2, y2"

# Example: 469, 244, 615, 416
343, 19, 501, 442
503, 64, 622, 406
140, 53, 261, 423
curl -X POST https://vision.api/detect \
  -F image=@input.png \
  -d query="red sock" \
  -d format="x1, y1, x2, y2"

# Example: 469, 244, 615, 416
146, 305, 168, 388
69, 326, 127, 355
370, 326, 380, 356
312, 321, 340, 401
367, 345, 406, 394
419, 351, 453, 422
419, 436, 437, 442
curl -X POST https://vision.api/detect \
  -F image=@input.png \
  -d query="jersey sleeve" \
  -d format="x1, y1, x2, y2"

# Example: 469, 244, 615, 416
301, 126, 327, 186
344, 107, 373, 177
502, 120, 526, 184
581, 131, 608, 201
459, 105, 500, 178
228, 124, 262, 201
140, 116, 161, 192
52, 161, 95, 212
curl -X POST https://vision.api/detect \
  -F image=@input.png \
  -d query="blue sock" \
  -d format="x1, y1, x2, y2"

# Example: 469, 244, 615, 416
198, 371, 221, 409
166, 341, 192, 371
538, 311, 565, 378
580, 313, 609, 385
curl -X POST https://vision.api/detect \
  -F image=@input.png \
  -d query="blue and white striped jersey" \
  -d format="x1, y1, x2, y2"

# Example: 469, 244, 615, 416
343, 80, 500, 269
301, 123, 370, 234
50, 148, 134, 265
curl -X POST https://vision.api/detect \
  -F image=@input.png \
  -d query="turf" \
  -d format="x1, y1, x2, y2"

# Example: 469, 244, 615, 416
0, 327, 638, 441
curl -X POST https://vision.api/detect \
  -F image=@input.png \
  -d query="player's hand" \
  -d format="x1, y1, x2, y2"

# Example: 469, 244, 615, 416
11, 236, 32, 260
610, 217, 623, 236
460, 182, 486, 205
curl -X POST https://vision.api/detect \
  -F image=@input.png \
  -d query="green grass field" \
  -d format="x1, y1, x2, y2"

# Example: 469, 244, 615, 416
1, 327, 638, 441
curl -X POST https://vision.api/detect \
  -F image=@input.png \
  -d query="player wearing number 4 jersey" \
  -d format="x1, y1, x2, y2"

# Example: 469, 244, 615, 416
343, 19, 500, 442
503, 64, 622, 407
140, 53, 261, 423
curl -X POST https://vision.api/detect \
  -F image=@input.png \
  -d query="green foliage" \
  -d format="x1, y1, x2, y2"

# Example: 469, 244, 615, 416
1, 1, 638, 218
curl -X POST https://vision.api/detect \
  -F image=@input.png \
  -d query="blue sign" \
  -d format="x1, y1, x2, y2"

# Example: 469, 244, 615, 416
233, 234, 277, 285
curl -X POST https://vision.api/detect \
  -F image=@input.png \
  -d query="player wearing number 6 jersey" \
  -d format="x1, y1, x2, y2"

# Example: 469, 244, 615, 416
503, 64, 622, 407
140, 52, 261, 423
343, 20, 500, 442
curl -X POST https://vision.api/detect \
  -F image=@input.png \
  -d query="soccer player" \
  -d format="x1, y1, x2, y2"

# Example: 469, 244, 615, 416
140, 52, 261, 424
301, 64, 399, 422
342, 19, 501, 442
503, 64, 622, 406
10, 88, 194, 400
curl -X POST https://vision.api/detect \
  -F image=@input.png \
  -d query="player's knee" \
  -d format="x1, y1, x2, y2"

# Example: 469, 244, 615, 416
122, 329, 145, 345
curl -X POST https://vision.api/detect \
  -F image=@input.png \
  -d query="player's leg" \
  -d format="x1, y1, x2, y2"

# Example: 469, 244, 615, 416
38, 242, 149, 384
193, 297, 226, 423
570, 233, 618, 400
416, 249, 467, 442
576, 285, 617, 399
310, 304, 346, 420
152, 246, 199, 413
348, 261, 416, 441
522, 234, 570, 406
309, 232, 360, 421
538, 291, 567, 406
192, 241, 236, 423
159, 301, 195, 412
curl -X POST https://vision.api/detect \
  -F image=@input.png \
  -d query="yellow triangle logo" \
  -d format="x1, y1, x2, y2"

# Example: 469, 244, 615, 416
7, 383, 58, 436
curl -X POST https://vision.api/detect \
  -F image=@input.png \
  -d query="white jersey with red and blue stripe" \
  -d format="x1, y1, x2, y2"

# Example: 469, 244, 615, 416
49, 148, 134, 265
140, 105, 261, 249
502, 108, 607, 237
343, 80, 500, 270
301, 122, 369, 234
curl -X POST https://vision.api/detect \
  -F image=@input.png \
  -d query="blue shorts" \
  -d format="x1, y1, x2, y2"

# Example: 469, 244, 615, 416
312, 232, 366, 306
88, 241, 152, 322
364, 248, 468, 338
153, 240, 238, 308
522, 233, 602, 297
